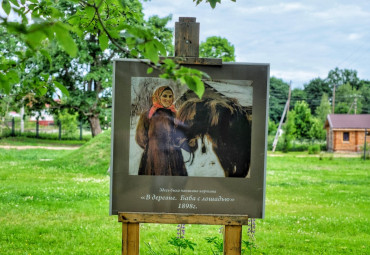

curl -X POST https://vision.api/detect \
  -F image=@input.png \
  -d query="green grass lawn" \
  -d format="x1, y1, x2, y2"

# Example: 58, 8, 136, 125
0, 133, 369, 254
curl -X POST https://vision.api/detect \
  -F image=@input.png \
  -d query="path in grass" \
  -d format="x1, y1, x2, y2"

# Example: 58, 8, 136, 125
0, 145, 80, 150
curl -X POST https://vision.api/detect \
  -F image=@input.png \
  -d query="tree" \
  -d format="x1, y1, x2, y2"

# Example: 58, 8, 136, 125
268, 118, 278, 135
315, 93, 331, 124
303, 77, 331, 114
292, 101, 313, 139
0, 27, 21, 95
0, 0, 214, 102
282, 111, 296, 152
359, 81, 370, 114
1, 0, 194, 136
335, 83, 362, 114
290, 88, 307, 109
269, 77, 289, 123
199, 36, 235, 62
308, 117, 326, 140
327, 67, 360, 90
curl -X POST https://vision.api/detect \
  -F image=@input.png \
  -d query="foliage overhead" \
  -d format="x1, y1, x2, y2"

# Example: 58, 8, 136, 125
194, 0, 236, 9
0, 0, 212, 99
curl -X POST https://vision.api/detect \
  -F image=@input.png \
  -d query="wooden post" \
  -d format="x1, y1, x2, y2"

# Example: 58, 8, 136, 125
122, 223, 140, 255
224, 225, 242, 255
175, 17, 200, 57
118, 213, 248, 255
58, 121, 62, 140
36, 117, 39, 138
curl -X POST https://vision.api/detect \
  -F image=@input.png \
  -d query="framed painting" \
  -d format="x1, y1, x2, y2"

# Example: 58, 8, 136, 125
110, 59, 269, 218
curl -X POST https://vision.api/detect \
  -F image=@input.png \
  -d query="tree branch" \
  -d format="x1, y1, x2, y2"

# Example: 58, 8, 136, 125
79, 0, 159, 70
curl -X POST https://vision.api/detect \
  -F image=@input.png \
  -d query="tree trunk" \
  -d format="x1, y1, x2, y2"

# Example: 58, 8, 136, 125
88, 115, 102, 137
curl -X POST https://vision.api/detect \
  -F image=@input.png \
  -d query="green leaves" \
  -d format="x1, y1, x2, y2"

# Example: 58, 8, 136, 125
2, 0, 11, 15
85, 6, 96, 21
98, 33, 109, 51
40, 49, 52, 65
9, 0, 19, 7
54, 81, 70, 97
193, 0, 235, 9
160, 59, 207, 98
0, 56, 19, 94
125, 25, 167, 64
182, 75, 205, 99
147, 67, 153, 74
53, 24, 78, 57
168, 237, 197, 251
25, 30, 46, 49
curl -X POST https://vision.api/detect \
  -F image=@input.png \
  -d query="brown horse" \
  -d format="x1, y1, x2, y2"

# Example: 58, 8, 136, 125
176, 83, 252, 178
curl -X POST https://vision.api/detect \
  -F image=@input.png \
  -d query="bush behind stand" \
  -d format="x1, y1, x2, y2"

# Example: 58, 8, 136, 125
267, 135, 326, 152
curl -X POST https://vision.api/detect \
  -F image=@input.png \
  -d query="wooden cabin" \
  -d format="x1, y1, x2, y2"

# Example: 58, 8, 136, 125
325, 114, 370, 152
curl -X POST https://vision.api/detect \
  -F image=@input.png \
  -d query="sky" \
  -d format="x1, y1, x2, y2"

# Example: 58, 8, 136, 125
142, 0, 370, 88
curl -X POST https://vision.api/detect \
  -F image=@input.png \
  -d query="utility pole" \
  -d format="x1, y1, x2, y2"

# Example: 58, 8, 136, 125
332, 84, 336, 113
347, 95, 361, 114
348, 99, 354, 114
272, 82, 291, 152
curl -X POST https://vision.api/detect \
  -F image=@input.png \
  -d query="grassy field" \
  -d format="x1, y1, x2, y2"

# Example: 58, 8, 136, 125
0, 132, 369, 254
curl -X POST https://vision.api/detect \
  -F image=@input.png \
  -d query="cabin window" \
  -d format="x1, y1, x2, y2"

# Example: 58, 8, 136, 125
343, 132, 349, 142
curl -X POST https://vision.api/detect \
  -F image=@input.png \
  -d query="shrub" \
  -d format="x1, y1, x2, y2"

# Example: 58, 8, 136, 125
55, 109, 78, 138
308, 144, 321, 154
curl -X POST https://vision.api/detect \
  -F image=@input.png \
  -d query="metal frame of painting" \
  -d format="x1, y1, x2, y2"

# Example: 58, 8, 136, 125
110, 59, 269, 218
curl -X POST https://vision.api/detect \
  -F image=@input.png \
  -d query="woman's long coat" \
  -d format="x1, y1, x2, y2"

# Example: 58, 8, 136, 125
135, 108, 188, 176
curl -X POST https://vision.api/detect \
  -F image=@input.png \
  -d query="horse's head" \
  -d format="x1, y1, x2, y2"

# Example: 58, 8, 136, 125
177, 95, 252, 177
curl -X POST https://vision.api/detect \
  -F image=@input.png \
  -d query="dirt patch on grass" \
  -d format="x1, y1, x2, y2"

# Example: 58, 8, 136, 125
0, 145, 80, 150
268, 153, 361, 158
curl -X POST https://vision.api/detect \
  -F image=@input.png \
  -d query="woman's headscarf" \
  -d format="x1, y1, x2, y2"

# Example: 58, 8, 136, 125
148, 86, 176, 119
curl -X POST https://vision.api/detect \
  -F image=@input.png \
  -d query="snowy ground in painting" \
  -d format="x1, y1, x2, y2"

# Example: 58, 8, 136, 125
128, 117, 224, 177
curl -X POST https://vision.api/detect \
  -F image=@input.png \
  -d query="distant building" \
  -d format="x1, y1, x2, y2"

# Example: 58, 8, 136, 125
29, 110, 55, 126
29, 100, 60, 126
325, 114, 370, 152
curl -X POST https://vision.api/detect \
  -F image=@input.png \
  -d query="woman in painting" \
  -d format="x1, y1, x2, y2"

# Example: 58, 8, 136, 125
135, 86, 190, 176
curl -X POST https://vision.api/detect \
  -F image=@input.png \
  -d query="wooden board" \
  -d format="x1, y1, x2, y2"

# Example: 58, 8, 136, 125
118, 212, 248, 225
161, 56, 222, 65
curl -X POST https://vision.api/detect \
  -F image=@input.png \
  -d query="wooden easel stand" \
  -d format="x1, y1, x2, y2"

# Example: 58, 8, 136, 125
118, 17, 247, 255
118, 212, 248, 255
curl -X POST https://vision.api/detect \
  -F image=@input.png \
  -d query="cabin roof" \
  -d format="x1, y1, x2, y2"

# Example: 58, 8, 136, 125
325, 114, 370, 129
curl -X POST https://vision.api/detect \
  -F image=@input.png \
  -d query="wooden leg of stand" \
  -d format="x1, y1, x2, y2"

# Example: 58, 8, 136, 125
224, 225, 242, 255
122, 222, 140, 255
